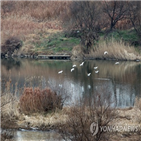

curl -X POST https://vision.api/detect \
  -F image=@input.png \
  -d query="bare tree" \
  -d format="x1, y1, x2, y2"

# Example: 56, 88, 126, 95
128, 1, 141, 38
103, 1, 129, 31
65, 1, 102, 53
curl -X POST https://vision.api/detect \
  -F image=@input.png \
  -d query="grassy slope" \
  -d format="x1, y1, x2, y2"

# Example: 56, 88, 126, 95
20, 29, 140, 56
33, 32, 80, 54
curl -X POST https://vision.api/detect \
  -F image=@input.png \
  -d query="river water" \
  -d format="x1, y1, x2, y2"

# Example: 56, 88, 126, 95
15, 130, 64, 141
1, 58, 141, 108
1, 129, 64, 141
1, 58, 141, 140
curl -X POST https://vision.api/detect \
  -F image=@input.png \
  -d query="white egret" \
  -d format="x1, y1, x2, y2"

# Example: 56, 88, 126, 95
94, 66, 98, 69
115, 62, 119, 65
104, 51, 108, 55
58, 70, 63, 74
80, 62, 84, 66
72, 64, 76, 67
88, 85, 91, 89
95, 70, 99, 74
87, 73, 91, 76
71, 68, 74, 72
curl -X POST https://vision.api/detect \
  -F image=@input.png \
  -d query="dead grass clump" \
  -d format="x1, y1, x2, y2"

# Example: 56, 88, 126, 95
71, 45, 84, 60
19, 87, 63, 114
87, 39, 141, 60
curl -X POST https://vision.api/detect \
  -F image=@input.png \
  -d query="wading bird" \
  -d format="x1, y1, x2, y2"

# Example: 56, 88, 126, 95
58, 70, 63, 74
115, 62, 119, 65
71, 68, 74, 72
72, 64, 76, 67
94, 66, 98, 69
104, 51, 108, 55
95, 70, 99, 74
80, 62, 84, 66
87, 73, 91, 76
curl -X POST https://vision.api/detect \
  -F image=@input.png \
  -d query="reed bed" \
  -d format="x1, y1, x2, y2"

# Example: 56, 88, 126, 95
87, 39, 141, 61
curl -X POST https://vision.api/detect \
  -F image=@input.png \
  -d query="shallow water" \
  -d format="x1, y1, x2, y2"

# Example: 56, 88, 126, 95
1, 129, 64, 141
15, 130, 64, 141
1, 58, 141, 140
1, 58, 141, 108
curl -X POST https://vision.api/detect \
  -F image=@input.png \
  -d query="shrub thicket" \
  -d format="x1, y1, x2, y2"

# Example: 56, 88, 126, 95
19, 87, 63, 114
59, 90, 118, 141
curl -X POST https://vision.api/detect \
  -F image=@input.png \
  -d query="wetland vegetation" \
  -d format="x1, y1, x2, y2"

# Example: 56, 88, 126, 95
1, 1, 141, 141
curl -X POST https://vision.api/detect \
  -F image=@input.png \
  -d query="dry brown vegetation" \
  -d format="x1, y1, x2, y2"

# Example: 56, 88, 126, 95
59, 88, 118, 141
1, 78, 141, 141
58, 100, 141, 141
1, 1, 73, 57
1, 1, 141, 59
19, 87, 63, 114
1, 78, 68, 129
1, 1, 70, 43
85, 39, 141, 60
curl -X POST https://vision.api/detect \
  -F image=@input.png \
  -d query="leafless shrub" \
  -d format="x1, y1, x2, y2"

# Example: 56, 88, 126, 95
59, 89, 118, 141
1, 37, 22, 57
19, 87, 63, 114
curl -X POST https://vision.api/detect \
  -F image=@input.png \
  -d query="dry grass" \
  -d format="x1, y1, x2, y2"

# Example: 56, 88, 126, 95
1, 16, 62, 42
86, 39, 141, 60
1, 1, 70, 50
113, 107, 141, 127
1, 78, 20, 118
1, 77, 69, 130
71, 45, 84, 60
17, 108, 69, 129
1, 1, 70, 20
1, 78, 141, 140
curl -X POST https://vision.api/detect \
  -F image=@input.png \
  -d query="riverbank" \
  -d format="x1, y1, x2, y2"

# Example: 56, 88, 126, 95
18, 29, 141, 60
1, 99, 141, 141
1, 4, 141, 61
2, 29, 141, 61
